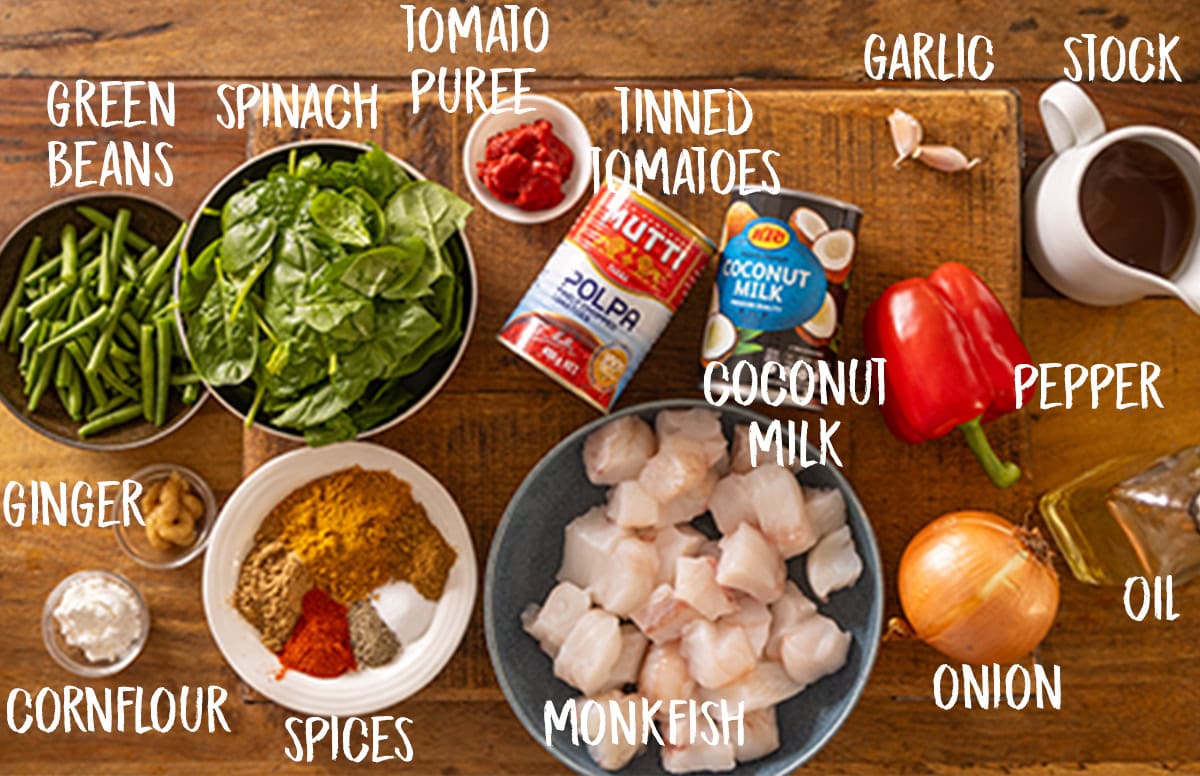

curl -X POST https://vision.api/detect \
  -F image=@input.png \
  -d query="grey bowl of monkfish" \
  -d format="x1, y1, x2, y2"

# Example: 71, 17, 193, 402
484, 398, 883, 775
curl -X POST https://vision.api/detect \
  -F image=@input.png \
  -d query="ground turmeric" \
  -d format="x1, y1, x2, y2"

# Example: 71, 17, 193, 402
256, 466, 456, 604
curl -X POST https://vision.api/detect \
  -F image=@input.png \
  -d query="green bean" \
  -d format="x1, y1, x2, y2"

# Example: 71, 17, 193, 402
109, 209, 130, 273
55, 343, 72, 389
34, 306, 106, 355
78, 404, 142, 438
8, 307, 27, 353
26, 281, 70, 319
60, 223, 78, 286
97, 364, 138, 401
27, 323, 63, 412
120, 256, 138, 282
75, 206, 151, 253
110, 355, 131, 382
136, 245, 159, 274
85, 395, 126, 422
154, 316, 172, 426
65, 341, 107, 408
169, 372, 202, 387
110, 343, 137, 364
0, 235, 41, 341
97, 233, 113, 302
139, 324, 155, 422
181, 382, 200, 404
119, 312, 140, 339
84, 283, 133, 375
18, 317, 42, 346
65, 369, 84, 420
134, 222, 186, 310
23, 225, 97, 285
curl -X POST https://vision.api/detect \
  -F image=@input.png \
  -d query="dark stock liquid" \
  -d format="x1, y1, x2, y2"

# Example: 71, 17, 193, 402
1080, 140, 1195, 277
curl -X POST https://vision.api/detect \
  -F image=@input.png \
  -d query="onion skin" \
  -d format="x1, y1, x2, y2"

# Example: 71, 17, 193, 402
897, 511, 1059, 664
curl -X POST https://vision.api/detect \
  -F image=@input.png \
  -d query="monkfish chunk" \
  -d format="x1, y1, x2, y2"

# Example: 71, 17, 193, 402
742, 465, 816, 558
778, 614, 852, 688
652, 525, 707, 585
521, 580, 591, 656
658, 467, 718, 525
558, 507, 628, 591
715, 523, 785, 604
554, 609, 622, 695
581, 689, 646, 771
674, 556, 737, 620
698, 661, 804, 713
720, 594, 771, 658
736, 707, 780, 763
584, 415, 658, 485
606, 479, 661, 528
805, 486, 848, 538
638, 641, 695, 716
604, 624, 649, 691
766, 581, 817, 661
655, 408, 729, 471
806, 525, 863, 601
708, 473, 756, 536
631, 584, 703, 644
679, 619, 757, 689
591, 535, 660, 617
660, 717, 737, 774
639, 444, 713, 506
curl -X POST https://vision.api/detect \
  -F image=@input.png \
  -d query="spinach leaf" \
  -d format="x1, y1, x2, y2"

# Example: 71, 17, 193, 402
348, 380, 414, 431
356, 143, 407, 203
310, 190, 371, 247
187, 264, 258, 386
343, 186, 386, 242
179, 239, 220, 314
385, 181, 472, 253
303, 413, 358, 446
339, 242, 424, 298
271, 381, 355, 429
222, 216, 276, 274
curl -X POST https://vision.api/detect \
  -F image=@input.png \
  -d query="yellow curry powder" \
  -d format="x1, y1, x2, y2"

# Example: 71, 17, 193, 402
256, 466, 456, 604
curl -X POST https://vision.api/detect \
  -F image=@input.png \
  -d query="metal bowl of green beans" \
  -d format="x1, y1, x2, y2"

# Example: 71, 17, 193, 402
0, 193, 206, 450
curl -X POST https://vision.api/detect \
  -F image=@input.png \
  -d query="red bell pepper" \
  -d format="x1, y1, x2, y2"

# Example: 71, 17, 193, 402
864, 262, 1036, 488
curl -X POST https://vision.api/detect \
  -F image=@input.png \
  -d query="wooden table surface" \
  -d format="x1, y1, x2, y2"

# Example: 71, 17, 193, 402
2, 2, 1199, 774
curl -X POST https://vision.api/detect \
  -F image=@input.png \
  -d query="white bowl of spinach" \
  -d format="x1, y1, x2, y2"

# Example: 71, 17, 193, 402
175, 140, 475, 445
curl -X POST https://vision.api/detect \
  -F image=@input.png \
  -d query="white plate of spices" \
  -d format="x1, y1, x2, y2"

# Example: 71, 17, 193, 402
202, 442, 476, 715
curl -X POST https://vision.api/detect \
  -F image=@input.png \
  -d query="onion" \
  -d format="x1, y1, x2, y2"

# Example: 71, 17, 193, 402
893, 511, 1059, 664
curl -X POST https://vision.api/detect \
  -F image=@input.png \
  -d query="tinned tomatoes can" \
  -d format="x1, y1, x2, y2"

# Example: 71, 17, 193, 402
499, 181, 715, 412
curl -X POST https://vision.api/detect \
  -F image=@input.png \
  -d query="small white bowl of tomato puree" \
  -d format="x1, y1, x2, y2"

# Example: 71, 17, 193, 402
463, 94, 593, 225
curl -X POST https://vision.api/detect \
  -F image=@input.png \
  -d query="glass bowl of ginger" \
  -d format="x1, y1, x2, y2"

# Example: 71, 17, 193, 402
115, 464, 217, 569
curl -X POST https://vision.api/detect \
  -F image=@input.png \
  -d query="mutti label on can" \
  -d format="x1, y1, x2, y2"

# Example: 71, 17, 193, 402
500, 182, 715, 412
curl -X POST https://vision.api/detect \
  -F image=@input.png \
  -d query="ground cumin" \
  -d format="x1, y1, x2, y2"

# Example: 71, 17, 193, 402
256, 466, 456, 604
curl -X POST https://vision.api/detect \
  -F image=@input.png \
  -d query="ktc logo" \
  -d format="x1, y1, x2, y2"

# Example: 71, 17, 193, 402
747, 221, 790, 249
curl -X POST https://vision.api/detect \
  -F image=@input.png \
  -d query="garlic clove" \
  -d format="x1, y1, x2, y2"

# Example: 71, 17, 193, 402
887, 109, 923, 168
912, 144, 981, 173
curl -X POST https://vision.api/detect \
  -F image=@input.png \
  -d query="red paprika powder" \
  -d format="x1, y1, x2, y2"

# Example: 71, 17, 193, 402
277, 588, 357, 678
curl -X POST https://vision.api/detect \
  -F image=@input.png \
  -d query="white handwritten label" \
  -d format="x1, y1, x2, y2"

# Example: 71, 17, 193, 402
863, 33, 994, 81
283, 716, 414, 763
1063, 34, 1182, 82
933, 664, 1062, 710
1124, 575, 1180, 621
1014, 362, 1164, 411
46, 80, 176, 188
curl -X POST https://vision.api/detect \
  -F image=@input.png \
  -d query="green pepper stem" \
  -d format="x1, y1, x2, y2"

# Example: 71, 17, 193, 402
958, 416, 1021, 488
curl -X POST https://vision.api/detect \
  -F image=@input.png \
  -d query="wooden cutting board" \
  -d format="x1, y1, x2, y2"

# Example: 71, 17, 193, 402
243, 89, 1032, 768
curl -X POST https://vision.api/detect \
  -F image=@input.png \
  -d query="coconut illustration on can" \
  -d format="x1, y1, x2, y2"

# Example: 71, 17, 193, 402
700, 189, 862, 409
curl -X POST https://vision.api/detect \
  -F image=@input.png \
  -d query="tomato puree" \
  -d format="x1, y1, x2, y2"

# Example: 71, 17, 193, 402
477, 119, 574, 211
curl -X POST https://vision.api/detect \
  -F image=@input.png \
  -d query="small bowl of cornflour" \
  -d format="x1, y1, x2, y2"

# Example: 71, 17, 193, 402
42, 570, 149, 677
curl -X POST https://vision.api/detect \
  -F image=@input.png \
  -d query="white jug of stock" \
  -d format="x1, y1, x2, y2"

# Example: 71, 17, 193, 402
1025, 81, 1200, 314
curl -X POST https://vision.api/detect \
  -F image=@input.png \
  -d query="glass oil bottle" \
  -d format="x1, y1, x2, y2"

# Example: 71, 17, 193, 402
1039, 446, 1200, 586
